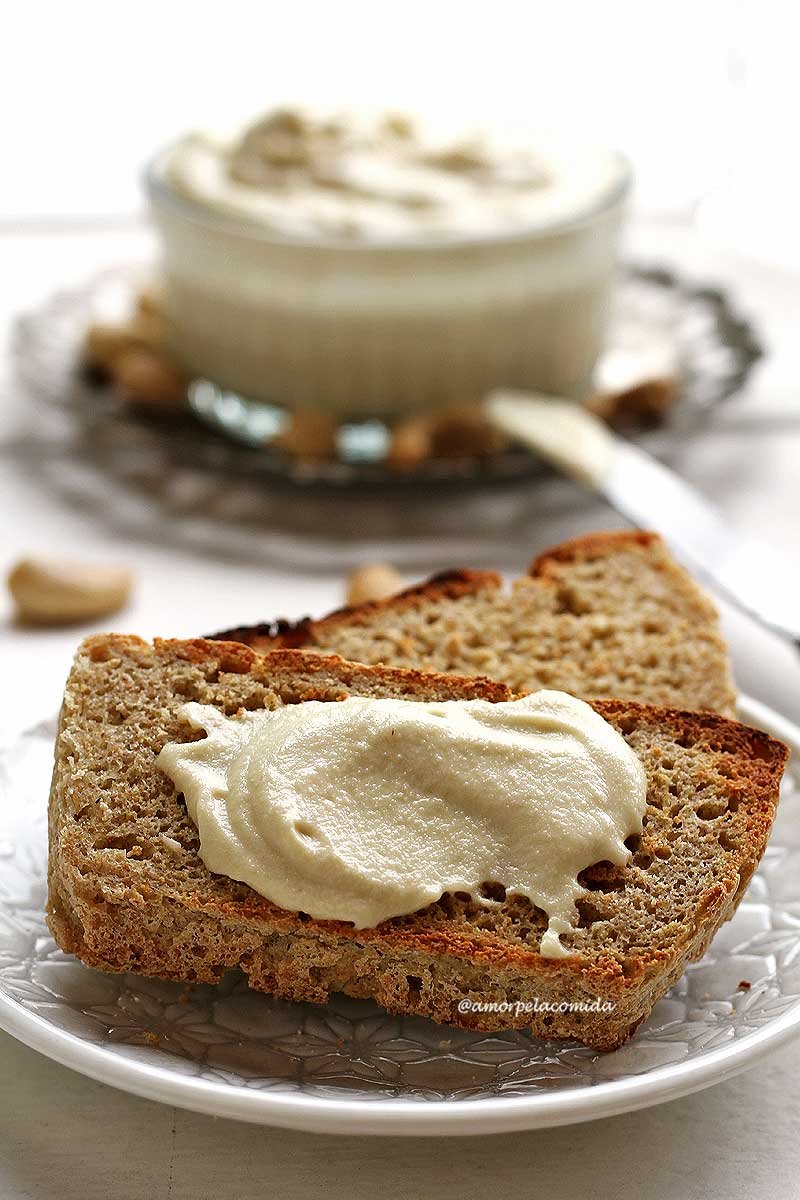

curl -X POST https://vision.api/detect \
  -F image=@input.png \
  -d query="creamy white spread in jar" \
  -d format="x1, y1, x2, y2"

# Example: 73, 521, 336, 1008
150, 107, 629, 413
163, 108, 624, 243
157, 691, 647, 957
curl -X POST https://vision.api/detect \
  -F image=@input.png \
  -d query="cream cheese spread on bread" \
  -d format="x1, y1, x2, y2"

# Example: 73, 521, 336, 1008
157, 691, 646, 956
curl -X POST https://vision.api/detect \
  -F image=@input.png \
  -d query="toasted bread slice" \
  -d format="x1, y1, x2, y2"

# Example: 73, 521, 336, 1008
48, 635, 786, 1051
211, 531, 737, 716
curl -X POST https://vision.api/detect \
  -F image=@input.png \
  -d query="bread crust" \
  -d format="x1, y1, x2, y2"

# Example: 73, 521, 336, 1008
206, 531, 736, 716
47, 635, 786, 1051
528, 529, 661, 575
211, 568, 501, 651
209, 535, 656, 653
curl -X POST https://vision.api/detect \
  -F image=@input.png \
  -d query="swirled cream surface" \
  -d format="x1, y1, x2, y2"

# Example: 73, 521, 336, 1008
157, 692, 646, 956
162, 108, 625, 243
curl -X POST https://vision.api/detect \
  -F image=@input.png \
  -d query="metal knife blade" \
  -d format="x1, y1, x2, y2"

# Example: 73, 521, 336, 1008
605, 440, 800, 641
487, 391, 800, 642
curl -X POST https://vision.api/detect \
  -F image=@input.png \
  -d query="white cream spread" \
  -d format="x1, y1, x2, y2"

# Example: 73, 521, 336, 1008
162, 108, 625, 243
157, 692, 646, 957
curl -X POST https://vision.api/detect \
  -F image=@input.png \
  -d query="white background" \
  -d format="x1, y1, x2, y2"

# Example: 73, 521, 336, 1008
1, 4, 800, 1196
1, 0, 797, 260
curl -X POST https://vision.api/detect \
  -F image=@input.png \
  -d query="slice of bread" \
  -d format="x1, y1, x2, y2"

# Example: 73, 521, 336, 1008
211, 531, 737, 716
48, 634, 786, 1051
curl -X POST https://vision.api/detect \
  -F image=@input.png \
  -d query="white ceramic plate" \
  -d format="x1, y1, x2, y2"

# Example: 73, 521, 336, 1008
1, 696, 798, 1136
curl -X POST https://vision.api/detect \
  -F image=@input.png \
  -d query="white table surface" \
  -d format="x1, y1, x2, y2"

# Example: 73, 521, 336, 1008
1, 220, 799, 1197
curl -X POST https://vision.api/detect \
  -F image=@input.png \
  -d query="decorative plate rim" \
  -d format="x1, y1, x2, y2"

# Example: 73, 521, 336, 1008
0, 693, 797, 1137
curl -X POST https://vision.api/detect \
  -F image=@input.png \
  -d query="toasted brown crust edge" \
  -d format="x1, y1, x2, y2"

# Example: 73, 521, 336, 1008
207, 531, 667, 654
528, 529, 661, 576
48, 634, 787, 1050
161, 636, 513, 704
209, 568, 501, 652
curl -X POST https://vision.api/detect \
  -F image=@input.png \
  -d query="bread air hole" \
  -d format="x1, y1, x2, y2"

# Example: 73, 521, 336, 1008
293, 820, 320, 843
406, 975, 423, 998
581, 863, 625, 893
478, 881, 507, 903
576, 898, 606, 927
95, 833, 153, 858
696, 802, 727, 820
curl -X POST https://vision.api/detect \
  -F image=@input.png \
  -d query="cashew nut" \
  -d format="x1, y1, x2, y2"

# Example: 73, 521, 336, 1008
8, 558, 134, 625
345, 563, 404, 607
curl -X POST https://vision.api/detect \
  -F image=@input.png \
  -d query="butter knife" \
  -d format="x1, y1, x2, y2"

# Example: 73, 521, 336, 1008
487, 390, 800, 642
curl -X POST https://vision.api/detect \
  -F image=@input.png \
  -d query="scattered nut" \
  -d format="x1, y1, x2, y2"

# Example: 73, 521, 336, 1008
386, 416, 432, 471
430, 404, 507, 459
591, 341, 680, 429
83, 315, 168, 371
127, 312, 169, 350
83, 299, 183, 413
83, 323, 137, 370
588, 377, 680, 430
345, 563, 404, 607
112, 349, 189, 413
273, 408, 338, 462
8, 558, 134, 625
